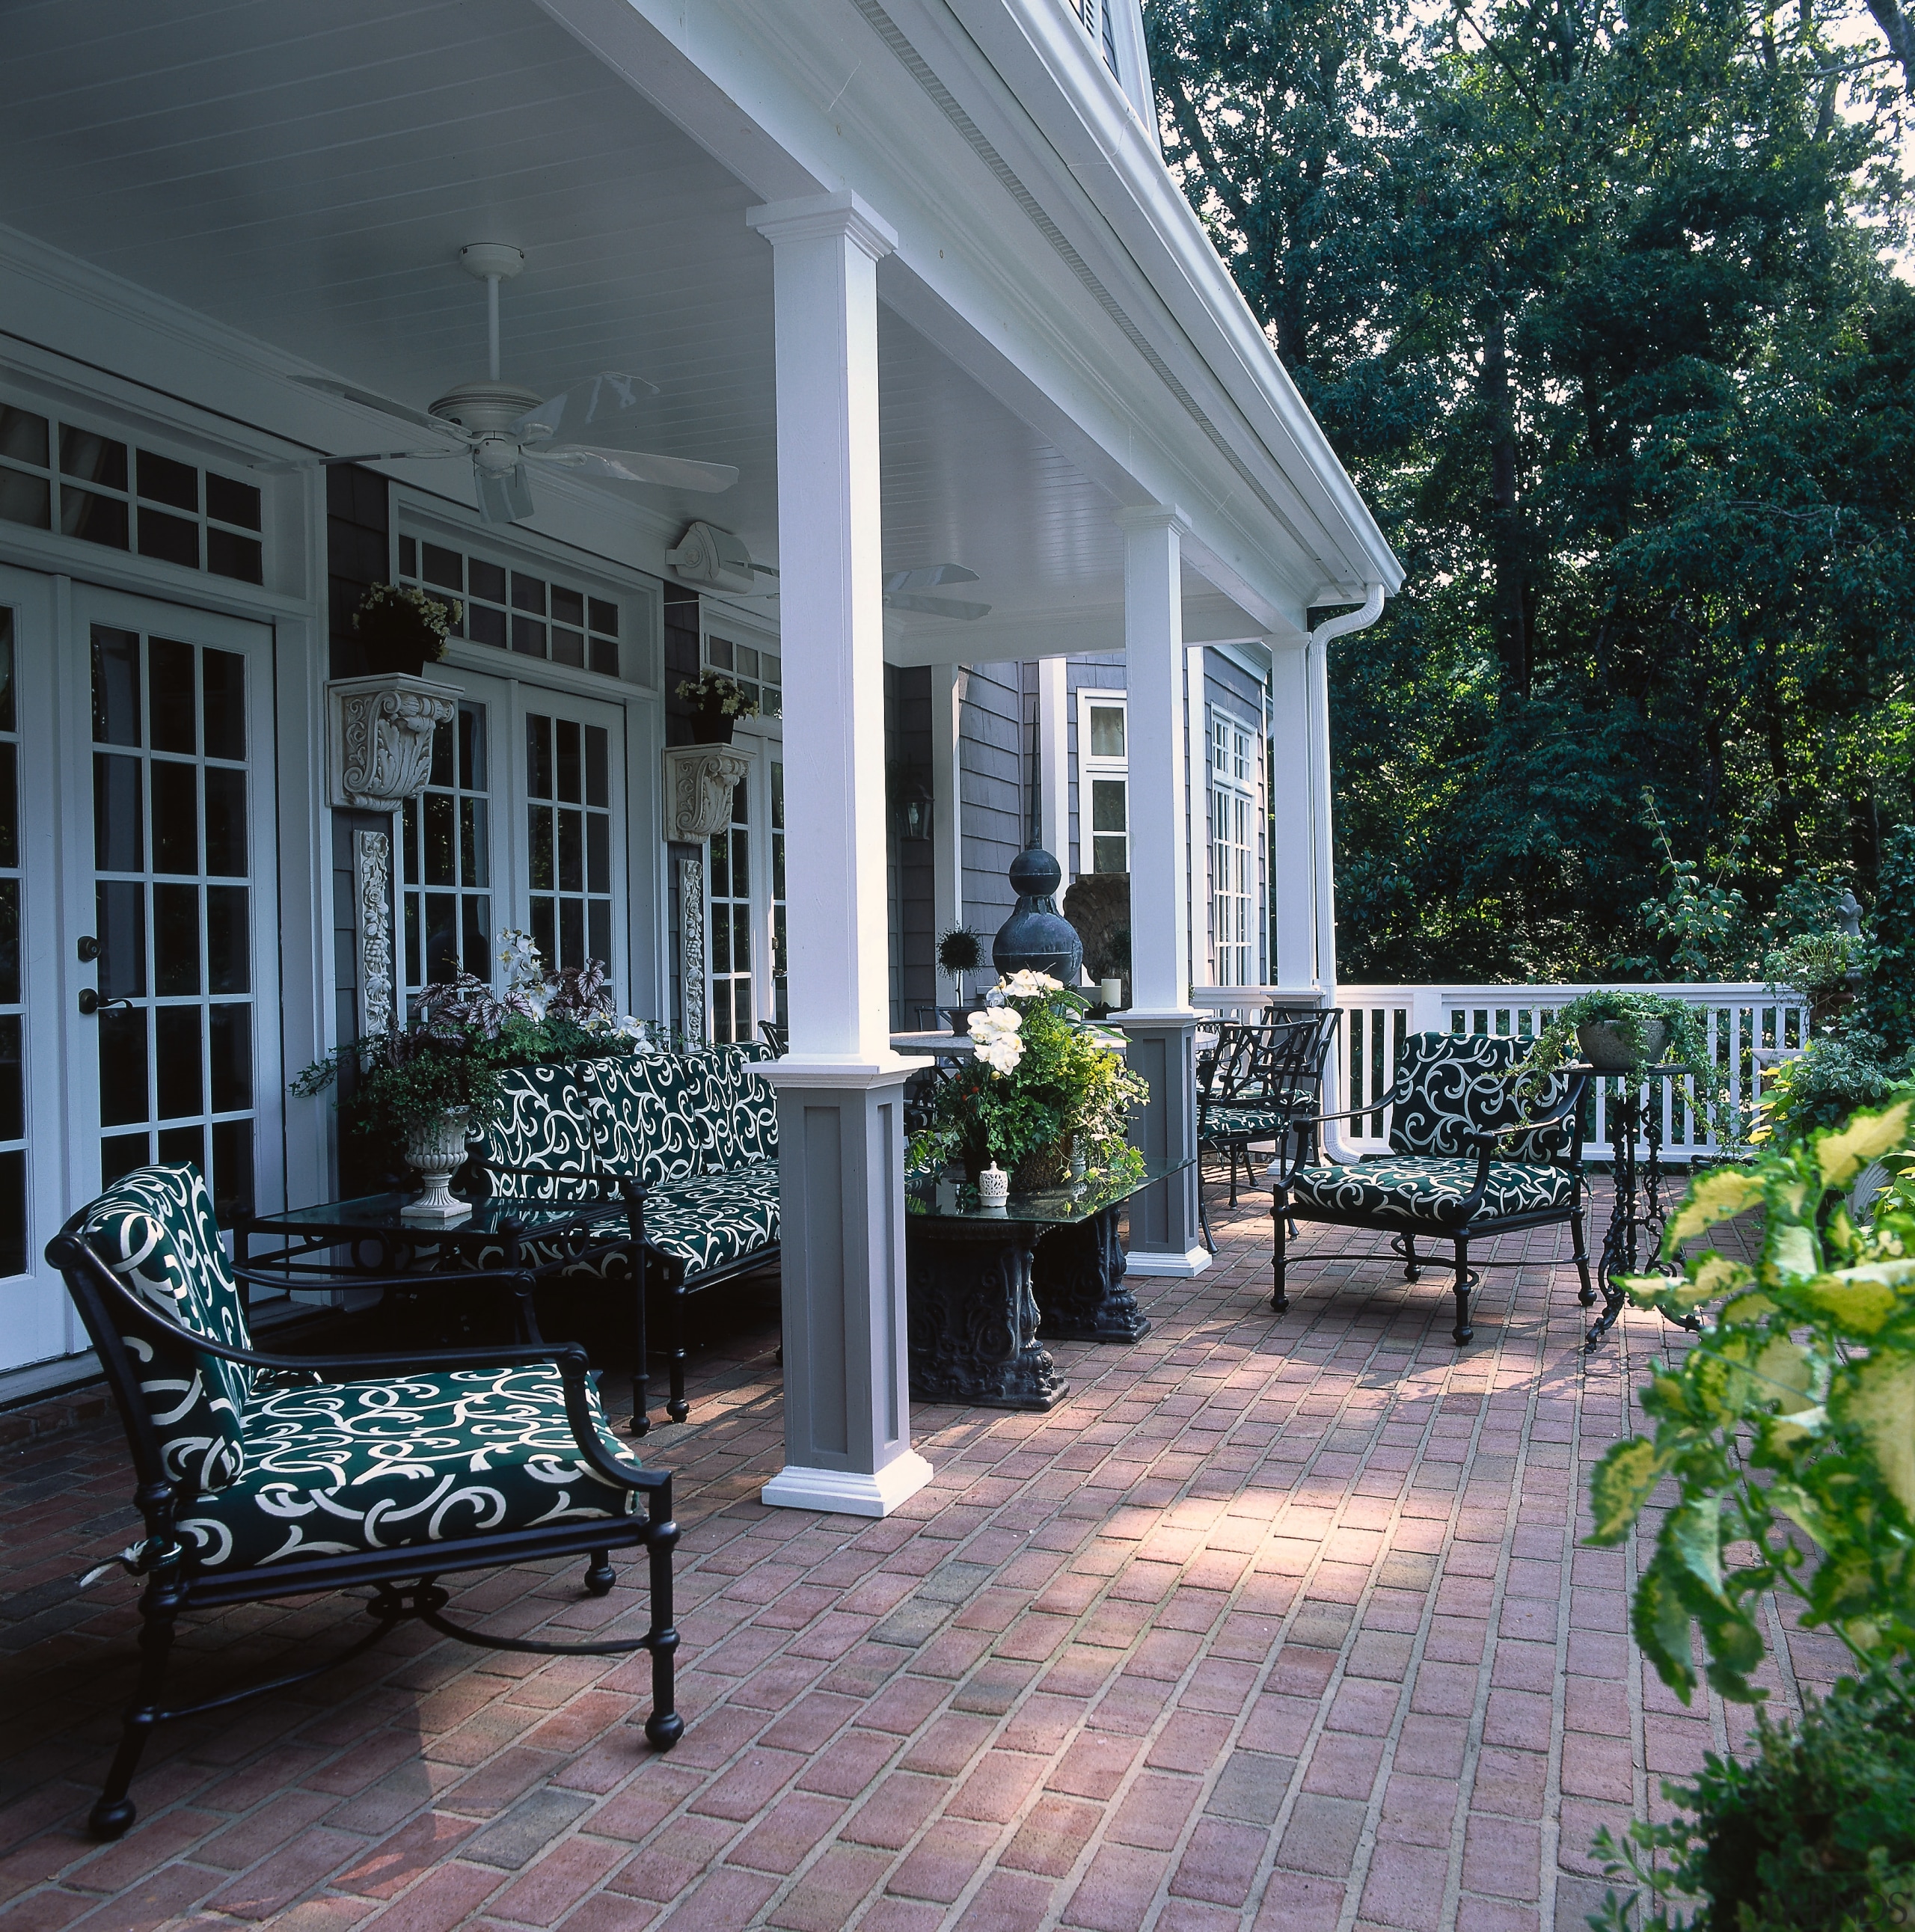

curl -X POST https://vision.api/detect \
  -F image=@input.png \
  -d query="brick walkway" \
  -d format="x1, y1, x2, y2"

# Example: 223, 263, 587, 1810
0, 1185, 1845, 1932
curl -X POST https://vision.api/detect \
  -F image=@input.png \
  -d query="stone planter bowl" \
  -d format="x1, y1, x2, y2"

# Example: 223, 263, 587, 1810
1575, 1017, 1667, 1071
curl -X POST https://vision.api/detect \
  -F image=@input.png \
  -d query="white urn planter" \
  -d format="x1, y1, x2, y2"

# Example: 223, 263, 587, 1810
328, 673, 460, 812
401, 1108, 474, 1224
664, 743, 754, 842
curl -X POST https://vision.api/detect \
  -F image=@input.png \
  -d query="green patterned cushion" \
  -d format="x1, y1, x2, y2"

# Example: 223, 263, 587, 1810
164, 1367, 637, 1571
474, 1064, 607, 1200
84, 1165, 252, 1492
1389, 1033, 1575, 1164
589, 1054, 707, 1186
1287, 1155, 1572, 1228
1201, 1097, 1313, 1146
646, 1166, 780, 1274
732, 1044, 779, 1164
685, 1049, 746, 1171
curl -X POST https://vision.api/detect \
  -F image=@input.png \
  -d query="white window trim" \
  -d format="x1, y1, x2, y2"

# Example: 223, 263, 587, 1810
1076, 687, 1130, 878
1207, 705, 1260, 986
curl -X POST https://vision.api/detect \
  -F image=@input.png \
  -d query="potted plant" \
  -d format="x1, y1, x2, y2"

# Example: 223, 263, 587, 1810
908, 970, 1148, 1191
675, 670, 760, 745
936, 925, 986, 1031
1517, 988, 1712, 1079
352, 582, 459, 679
1581, 1093, 1915, 1929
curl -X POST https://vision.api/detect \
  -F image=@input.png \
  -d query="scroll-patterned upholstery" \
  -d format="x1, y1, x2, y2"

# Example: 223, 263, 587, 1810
1287, 1158, 1572, 1229
84, 1165, 254, 1493
474, 1065, 607, 1199
588, 1055, 708, 1186
162, 1367, 634, 1571
1388, 1033, 1575, 1165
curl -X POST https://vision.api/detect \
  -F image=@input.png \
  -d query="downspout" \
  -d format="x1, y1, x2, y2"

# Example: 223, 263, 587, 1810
1307, 585, 1385, 1165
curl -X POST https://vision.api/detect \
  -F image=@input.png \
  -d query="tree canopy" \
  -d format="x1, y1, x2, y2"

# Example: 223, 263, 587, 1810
1146, 0, 1915, 981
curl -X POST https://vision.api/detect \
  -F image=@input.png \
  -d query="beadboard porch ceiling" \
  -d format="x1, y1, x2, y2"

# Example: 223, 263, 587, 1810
0, 0, 1268, 658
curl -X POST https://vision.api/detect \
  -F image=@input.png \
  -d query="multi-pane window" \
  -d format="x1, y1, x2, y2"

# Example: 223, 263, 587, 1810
91, 626, 255, 1221
1079, 693, 1129, 874
1210, 714, 1254, 986
770, 760, 788, 1031
400, 702, 491, 992
398, 536, 622, 678
709, 779, 753, 1043
0, 405, 263, 583
526, 713, 612, 971
0, 614, 20, 1275
702, 632, 782, 719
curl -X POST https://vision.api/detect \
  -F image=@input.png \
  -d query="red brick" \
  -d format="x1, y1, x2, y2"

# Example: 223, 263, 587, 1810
763, 1844, 890, 1931
1061, 1844, 1171, 1932
885, 1818, 999, 1904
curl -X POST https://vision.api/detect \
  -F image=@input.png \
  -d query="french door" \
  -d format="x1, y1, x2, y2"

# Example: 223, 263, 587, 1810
0, 571, 280, 1374
396, 662, 631, 1002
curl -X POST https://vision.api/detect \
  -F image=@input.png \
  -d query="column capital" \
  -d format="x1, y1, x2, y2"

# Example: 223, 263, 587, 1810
1114, 503, 1191, 538
747, 189, 898, 261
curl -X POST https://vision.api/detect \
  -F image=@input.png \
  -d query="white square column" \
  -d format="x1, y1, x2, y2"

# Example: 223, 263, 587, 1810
1037, 658, 1070, 879
747, 189, 932, 1516
1115, 506, 1207, 1275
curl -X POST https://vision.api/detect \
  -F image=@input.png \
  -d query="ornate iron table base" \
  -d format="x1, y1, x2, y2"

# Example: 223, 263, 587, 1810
1584, 1073, 1697, 1347
1032, 1208, 1150, 1343
906, 1218, 1067, 1410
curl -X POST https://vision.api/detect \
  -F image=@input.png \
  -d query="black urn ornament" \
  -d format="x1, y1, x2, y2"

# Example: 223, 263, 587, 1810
992, 844, 1084, 985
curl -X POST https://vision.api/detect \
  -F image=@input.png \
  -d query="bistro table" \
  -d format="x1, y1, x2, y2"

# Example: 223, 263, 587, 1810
903, 1153, 1188, 1411
1567, 1063, 1704, 1346
239, 1189, 648, 1394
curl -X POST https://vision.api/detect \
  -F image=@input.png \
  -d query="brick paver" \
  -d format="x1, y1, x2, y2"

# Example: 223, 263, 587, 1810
0, 1185, 1841, 1930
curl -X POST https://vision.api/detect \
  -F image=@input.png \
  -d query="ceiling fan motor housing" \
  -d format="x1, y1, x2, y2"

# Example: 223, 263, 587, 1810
667, 520, 759, 594
428, 380, 545, 435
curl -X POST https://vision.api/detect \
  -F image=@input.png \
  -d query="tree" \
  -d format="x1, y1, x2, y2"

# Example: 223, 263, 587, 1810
1148, 0, 1915, 981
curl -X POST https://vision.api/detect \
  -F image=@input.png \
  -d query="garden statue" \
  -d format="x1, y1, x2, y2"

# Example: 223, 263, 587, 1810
992, 843, 1082, 986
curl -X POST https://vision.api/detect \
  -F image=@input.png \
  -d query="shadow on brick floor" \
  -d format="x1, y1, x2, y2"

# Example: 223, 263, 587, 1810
0, 1184, 1844, 1932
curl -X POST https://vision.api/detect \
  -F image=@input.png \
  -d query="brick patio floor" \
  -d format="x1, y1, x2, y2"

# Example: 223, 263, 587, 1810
0, 1183, 1848, 1932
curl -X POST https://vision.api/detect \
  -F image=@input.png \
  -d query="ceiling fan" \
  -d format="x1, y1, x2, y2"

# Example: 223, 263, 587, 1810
667, 521, 991, 619
263, 243, 738, 523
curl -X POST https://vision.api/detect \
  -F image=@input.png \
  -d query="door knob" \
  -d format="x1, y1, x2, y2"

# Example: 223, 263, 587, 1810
78, 988, 131, 1016
76, 936, 100, 963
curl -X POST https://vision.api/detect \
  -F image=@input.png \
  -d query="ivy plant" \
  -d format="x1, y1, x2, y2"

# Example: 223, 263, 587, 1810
1587, 1096, 1915, 1705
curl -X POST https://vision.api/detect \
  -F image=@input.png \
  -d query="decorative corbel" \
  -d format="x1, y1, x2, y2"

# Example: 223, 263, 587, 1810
328, 673, 460, 812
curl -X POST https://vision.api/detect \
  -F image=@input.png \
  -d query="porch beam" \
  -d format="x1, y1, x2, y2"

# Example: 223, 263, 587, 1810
747, 188, 932, 1518
1114, 506, 1207, 1277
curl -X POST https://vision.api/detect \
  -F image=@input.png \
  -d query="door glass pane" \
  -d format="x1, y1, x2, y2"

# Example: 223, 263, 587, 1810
399, 702, 492, 993
709, 777, 752, 1043
90, 624, 255, 1222
526, 711, 616, 978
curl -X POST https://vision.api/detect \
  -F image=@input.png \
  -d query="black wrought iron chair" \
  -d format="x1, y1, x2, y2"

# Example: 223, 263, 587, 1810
1266, 1031, 1594, 1343
45, 1162, 681, 1841
758, 1020, 788, 1054
1196, 1013, 1341, 1247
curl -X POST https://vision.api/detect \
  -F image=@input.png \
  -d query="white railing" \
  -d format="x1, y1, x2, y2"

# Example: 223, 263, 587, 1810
1328, 983, 1810, 1164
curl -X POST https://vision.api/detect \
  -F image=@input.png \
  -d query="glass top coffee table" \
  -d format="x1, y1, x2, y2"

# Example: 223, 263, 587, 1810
902, 1154, 1191, 1411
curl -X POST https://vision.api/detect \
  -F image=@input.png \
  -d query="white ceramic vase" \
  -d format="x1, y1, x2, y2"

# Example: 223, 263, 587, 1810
978, 1162, 1010, 1206
402, 1107, 473, 1224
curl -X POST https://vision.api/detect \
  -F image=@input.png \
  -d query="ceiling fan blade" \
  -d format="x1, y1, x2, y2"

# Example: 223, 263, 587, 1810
254, 448, 462, 473
883, 565, 980, 592
883, 592, 993, 621
511, 372, 661, 450
474, 460, 536, 525
527, 445, 738, 492
293, 375, 453, 437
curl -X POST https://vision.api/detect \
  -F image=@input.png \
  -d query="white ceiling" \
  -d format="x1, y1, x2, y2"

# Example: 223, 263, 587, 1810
0, 0, 1248, 645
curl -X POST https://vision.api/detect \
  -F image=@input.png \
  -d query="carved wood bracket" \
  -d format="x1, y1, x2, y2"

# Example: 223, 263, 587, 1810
328, 673, 460, 812
663, 744, 754, 842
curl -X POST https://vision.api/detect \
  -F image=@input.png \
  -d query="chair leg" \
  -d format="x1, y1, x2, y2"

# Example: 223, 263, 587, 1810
1402, 1234, 1420, 1282
583, 1550, 615, 1597
642, 1482, 684, 1751
1451, 1241, 1473, 1345
628, 1254, 650, 1438
91, 1551, 184, 1839
1197, 1160, 1216, 1253
1570, 1206, 1596, 1307
1271, 1195, 1290, 1315
667, 1282, 689, 1425
1227, 1144, 1241, 1209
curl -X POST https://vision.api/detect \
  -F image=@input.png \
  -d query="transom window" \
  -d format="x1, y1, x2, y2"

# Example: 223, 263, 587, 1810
397, 536, 625, 680
0, 405, 263, 583
702, 632, 782, 719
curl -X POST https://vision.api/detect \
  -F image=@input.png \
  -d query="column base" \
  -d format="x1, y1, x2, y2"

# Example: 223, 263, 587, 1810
762, 1453, 933, 1518
1124, 1245, 1213, 1278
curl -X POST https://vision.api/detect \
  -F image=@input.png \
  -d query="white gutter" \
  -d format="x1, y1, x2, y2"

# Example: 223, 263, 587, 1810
1305, 585, 1385, 1165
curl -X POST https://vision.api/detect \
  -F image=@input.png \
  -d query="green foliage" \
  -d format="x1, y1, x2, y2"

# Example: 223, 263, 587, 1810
1863, 824, 1915, 1055
1585, 1097, 1915, 1705
290, 1024, 506, 1147
908, 978, 1148, 1173
673, 671, 759, 720
352, 582, 459, 678
1146, 0, 1915, 981
937, 927, 985, 977
1515, 991, 1724, 1115
1587, 1663, 1915, 1932
1753, 1028, 1913, 1147
1762, 931, 1863, 1013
